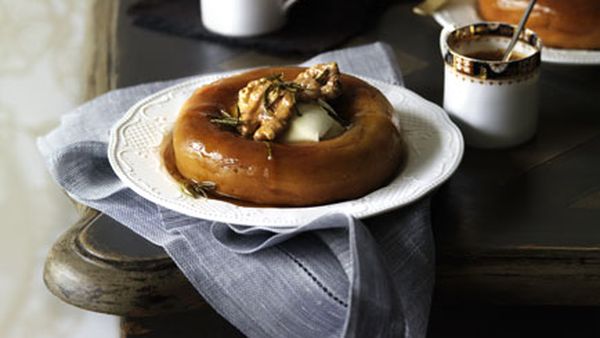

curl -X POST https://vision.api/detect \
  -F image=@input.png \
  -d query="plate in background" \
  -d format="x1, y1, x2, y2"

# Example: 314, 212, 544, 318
433, 0, 600, 65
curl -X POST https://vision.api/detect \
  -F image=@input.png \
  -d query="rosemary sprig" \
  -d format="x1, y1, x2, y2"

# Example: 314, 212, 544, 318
210, 117, 240, 126
317, 98, 345, 125
263, 84, 276, 114
262, 74, 306, 114
278, 81, 303, 92
265, 73, 284, 82
180, 180, 216, 199
210, 109, 240, 127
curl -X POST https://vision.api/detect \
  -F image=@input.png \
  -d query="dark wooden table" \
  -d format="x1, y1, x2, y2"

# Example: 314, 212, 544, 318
44, 0, 600, 337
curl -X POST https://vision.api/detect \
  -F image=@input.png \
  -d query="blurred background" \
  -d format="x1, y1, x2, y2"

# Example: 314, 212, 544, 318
0, 1, 118, 337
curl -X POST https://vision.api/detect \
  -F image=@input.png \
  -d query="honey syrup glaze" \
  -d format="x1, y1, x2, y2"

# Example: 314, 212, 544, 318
161, 134, 266, 207
161, 131, 407, 208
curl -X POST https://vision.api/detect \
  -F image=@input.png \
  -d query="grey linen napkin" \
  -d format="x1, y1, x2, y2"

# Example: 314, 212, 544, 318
38, 42, 433, 338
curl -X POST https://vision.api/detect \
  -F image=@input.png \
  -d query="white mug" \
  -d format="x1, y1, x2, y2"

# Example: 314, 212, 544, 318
200, 0, 299, 37
440, 22, 542, 148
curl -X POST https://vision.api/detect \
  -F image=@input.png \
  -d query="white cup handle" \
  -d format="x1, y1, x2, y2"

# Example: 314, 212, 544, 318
283, 0, 300, 12
439, 24, 456, 58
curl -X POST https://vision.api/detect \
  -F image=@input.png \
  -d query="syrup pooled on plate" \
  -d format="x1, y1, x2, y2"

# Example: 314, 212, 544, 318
161, 133, 266, 207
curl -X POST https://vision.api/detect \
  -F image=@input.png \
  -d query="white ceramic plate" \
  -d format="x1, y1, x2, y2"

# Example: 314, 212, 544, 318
433, 0, 600, 65
108, 73, 464, 227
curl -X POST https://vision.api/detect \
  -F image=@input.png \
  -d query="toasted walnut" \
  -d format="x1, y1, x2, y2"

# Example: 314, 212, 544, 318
294, 62, 342, 101
254, 90, 296, 141
235, 63, 342, 141
237, 77, 272, 137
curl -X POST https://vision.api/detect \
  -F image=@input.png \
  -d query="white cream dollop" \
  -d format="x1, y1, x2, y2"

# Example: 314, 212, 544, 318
281, 102, 344, 143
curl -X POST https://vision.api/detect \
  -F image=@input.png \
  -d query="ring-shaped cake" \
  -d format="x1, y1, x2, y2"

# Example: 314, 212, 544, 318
171, 67, 404, 206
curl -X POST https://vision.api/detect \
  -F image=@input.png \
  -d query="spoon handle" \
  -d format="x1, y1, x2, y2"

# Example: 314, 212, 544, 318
502, 0, 537, 62
413, 0, 448, 16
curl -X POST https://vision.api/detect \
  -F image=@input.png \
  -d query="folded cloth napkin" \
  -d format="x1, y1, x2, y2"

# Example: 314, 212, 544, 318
38, 42, 433, 338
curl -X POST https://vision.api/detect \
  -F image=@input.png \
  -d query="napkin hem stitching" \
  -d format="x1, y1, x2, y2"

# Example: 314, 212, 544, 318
278, 246, 348, 308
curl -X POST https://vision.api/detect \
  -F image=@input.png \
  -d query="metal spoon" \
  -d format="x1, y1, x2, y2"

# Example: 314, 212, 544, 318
502, 0, 537, 62
413, 0, 448, 16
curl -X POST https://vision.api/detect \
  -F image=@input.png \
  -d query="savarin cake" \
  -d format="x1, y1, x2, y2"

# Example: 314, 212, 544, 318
166, 63, 404, 206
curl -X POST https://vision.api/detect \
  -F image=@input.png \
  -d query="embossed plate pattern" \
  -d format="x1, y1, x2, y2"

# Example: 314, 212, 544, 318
108, 73, 464, 227
433, 0, 600, 65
